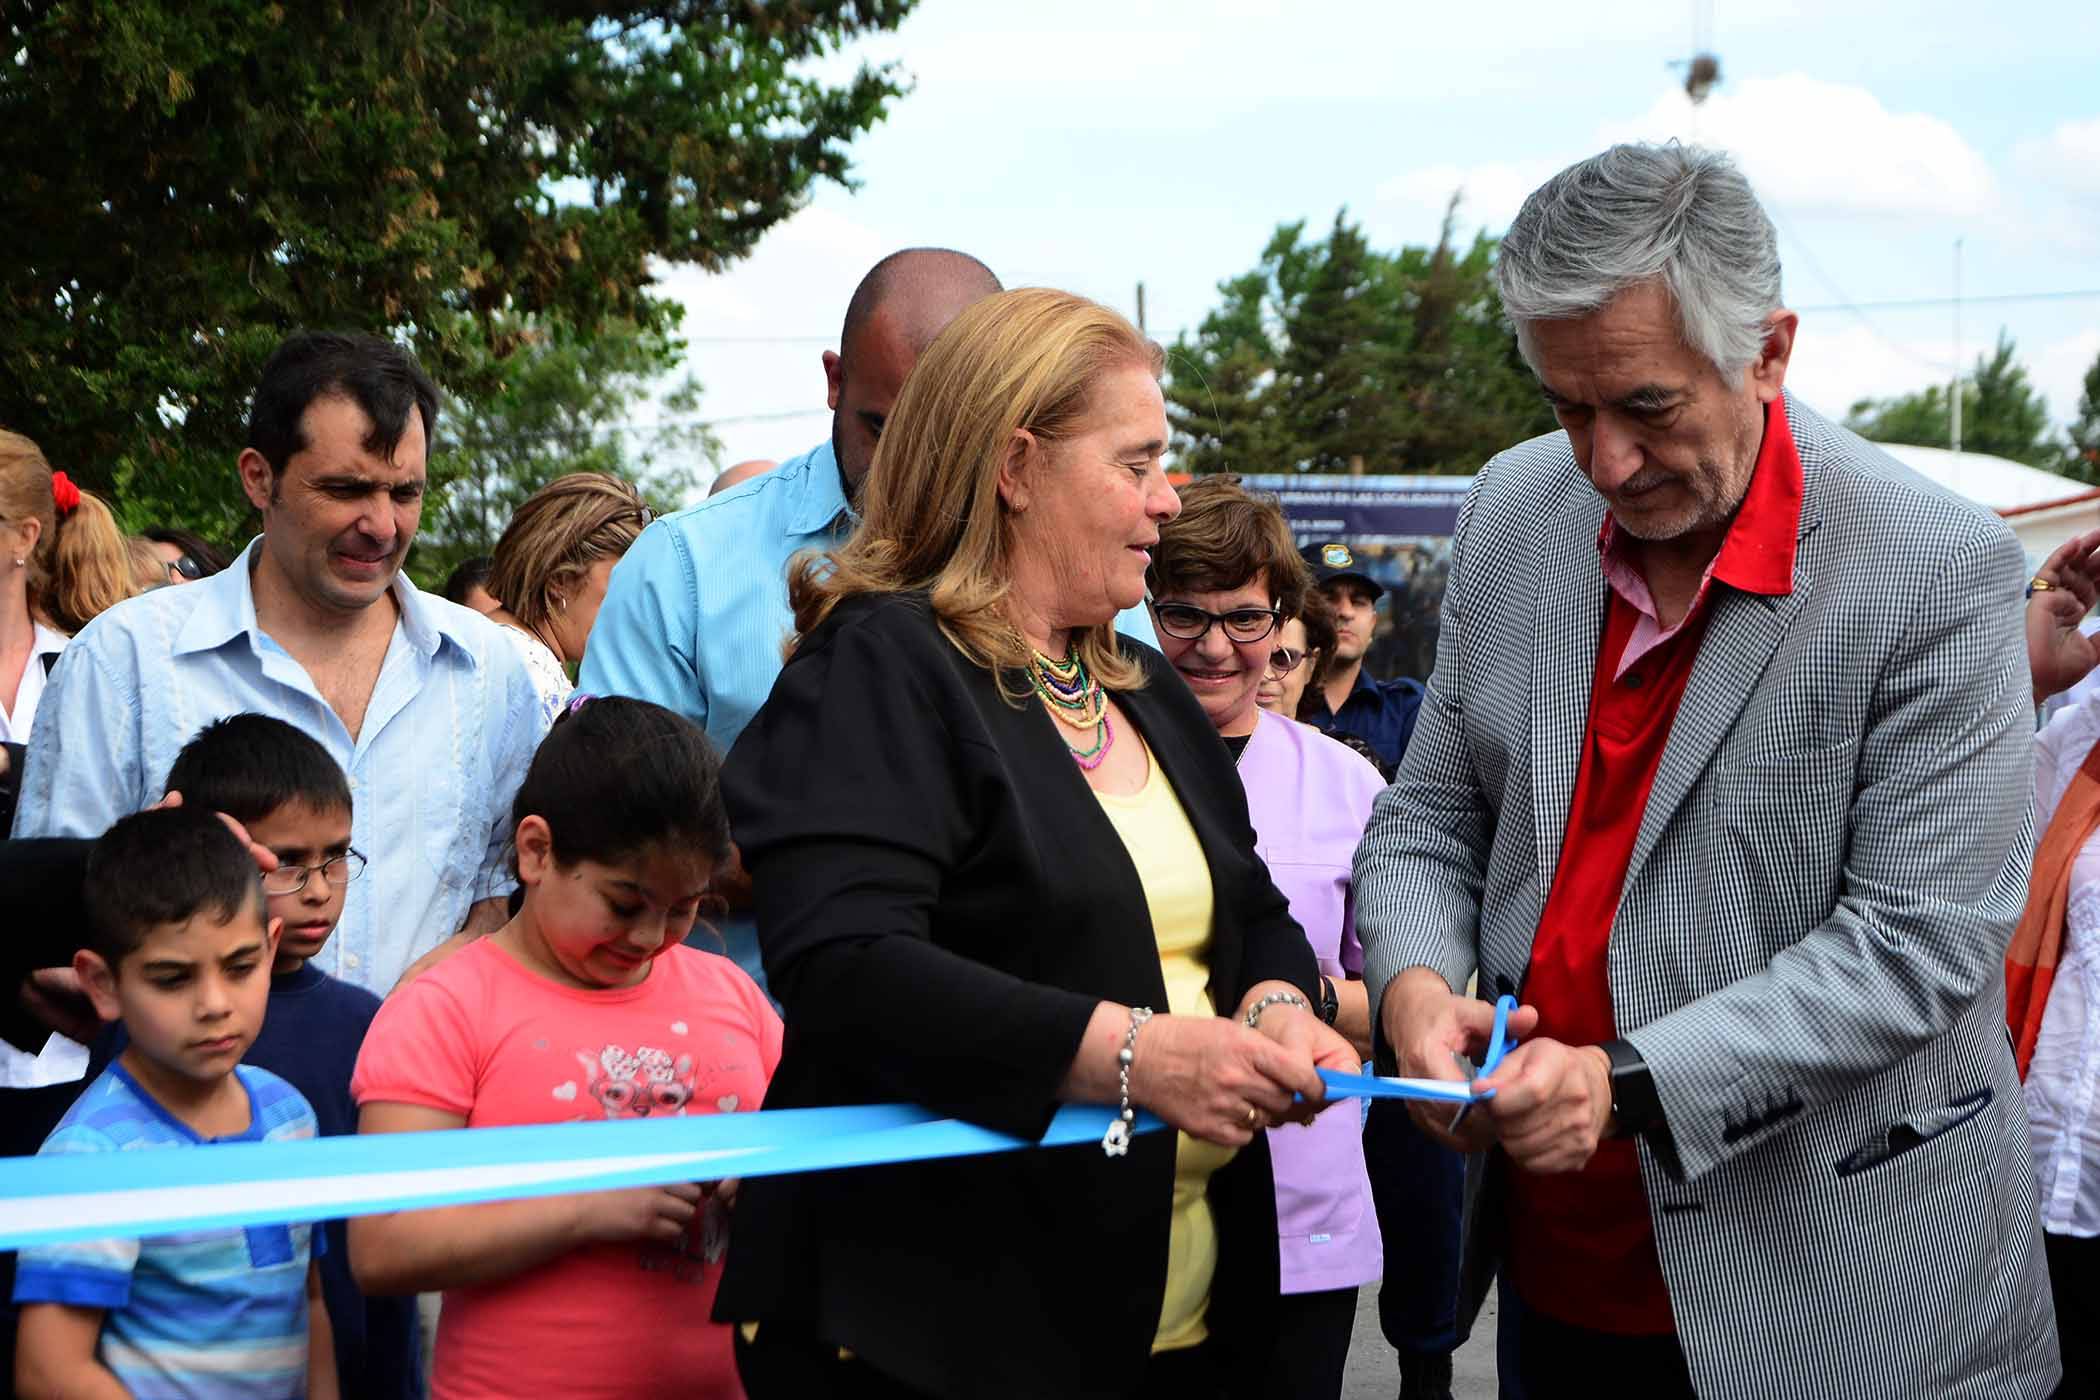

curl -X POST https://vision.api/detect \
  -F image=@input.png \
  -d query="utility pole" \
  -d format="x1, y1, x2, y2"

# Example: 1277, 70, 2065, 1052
1135, 281, 1147, 337
1950, 238, 1963, 460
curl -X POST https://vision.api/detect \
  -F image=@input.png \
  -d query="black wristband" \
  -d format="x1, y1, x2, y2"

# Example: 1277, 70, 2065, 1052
1317, 976, 1338, 1026
1601, 1038, 1660, 1139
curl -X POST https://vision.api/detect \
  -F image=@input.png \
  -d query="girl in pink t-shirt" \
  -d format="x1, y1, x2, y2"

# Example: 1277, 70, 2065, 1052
349, 697, 781, 1400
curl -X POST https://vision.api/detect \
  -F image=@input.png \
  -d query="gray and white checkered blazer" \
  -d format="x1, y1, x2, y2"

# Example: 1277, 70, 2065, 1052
1356, 393, 2059, 1397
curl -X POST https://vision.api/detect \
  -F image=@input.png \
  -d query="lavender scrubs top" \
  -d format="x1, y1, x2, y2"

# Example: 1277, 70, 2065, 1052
1237, 710, 1386, 1294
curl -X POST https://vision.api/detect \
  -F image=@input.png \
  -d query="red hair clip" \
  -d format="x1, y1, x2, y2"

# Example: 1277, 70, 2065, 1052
49, 471, 81, 518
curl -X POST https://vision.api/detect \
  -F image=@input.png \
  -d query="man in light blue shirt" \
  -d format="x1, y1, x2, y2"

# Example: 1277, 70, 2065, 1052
12, 332, 545, 997
583, 250, 1159, 985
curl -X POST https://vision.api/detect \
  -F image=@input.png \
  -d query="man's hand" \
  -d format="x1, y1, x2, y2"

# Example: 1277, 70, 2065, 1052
1476, 1039, 1614, 1174
2028, 528, 2100, 704
709, 843, 754, 913
156, 790, 280, 877
1379, 966, 1540, 1150
18, 968, 99, 1046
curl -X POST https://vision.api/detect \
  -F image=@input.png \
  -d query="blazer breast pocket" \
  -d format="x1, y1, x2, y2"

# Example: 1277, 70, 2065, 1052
1704, 739, 1857, 932
1834, 1087, 1992, 1179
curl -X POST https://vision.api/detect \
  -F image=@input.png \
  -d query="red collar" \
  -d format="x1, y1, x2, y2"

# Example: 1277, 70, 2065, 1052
1597, 395, 1804, 599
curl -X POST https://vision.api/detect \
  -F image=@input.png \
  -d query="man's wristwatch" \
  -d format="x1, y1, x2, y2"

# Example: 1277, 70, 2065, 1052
1600, 1039, 1660, 1139
1317, 976, 1339, 1027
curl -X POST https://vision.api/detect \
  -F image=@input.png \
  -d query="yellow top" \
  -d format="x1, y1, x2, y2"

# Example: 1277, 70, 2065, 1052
1092, 736, 1238, 1354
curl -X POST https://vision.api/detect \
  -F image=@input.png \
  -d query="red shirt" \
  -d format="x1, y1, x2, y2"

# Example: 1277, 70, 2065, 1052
1507, 398, 1804, 1335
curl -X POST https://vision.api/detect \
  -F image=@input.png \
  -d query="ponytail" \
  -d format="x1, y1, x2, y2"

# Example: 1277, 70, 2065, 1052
43, 482, 137, 634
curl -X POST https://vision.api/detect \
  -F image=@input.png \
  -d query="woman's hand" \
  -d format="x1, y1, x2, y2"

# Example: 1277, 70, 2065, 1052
1249, 1002, 1360, 1125
2029, 528, 2100, 704
1127, 1012, 1326, 1148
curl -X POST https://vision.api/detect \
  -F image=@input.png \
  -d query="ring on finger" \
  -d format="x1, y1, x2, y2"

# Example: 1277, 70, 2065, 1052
1244, 1105, 1260, 1129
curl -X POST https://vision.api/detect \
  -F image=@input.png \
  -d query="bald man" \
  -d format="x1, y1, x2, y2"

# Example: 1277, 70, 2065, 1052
707, 458, 776, 496
580, 249, 1158, 986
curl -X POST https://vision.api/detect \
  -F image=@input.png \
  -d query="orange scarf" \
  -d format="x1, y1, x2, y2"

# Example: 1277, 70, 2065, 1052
2009, 737, 2100, 1078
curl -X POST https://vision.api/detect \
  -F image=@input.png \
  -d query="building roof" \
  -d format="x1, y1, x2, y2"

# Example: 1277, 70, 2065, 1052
1874, 442, 2088, 513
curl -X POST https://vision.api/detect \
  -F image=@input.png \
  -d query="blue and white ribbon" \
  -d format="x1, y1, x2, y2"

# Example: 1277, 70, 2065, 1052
0, 1070, 1481, 1250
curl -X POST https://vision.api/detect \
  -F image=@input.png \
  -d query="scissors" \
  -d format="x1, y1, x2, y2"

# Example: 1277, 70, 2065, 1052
1447, 993, 1519, 1131
1308, 993, 1521, 1109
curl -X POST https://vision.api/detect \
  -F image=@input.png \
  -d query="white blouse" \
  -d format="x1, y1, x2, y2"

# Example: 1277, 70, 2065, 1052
0, 622, 68, 745
496, 623, 573, 729
2027, 691, 2100, 1237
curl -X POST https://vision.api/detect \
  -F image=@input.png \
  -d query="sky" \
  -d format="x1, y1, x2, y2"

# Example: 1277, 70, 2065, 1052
642, 0, 2100, 492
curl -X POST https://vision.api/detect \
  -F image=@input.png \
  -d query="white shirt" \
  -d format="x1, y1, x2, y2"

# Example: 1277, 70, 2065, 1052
2026, 691, 2100, 1236
0, 621, 68, 745
0, 622, 80, 1088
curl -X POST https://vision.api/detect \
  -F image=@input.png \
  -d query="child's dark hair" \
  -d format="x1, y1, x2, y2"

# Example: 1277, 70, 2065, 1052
163, 714, 351, 827
513, 696, 731, 875
84, 808, 265, 964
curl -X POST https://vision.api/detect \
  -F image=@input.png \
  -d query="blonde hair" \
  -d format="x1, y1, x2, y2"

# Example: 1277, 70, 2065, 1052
488, 472, 650, 637
790, 288, 1162, 694
0, 430, 137, 634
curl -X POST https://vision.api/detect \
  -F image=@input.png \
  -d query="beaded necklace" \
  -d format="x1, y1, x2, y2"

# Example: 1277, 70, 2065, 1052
1029, 645, 1114, 770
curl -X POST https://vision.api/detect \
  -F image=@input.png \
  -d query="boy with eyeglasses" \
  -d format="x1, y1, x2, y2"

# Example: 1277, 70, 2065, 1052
74, 714, 422, 1399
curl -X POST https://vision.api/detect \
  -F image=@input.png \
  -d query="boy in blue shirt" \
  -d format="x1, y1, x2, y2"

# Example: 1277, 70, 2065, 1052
13, 807, 337, 1399
78, 715, 423, 1400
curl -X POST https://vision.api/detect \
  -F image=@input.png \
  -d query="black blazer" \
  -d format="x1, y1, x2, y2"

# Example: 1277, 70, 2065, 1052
0, 835, 92, 1055
717, 593, 1319, 1398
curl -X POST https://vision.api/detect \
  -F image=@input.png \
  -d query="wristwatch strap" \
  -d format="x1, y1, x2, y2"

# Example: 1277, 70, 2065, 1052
1601, 1038, 1660, 1139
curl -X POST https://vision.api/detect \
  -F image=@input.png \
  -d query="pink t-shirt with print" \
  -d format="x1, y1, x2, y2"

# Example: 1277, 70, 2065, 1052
353, 937, 782, 1400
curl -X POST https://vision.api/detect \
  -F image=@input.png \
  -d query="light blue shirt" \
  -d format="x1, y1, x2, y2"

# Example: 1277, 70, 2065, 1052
581, 438, 1160, 758
11, 539, 547, 996
14, 1064, 320, 1400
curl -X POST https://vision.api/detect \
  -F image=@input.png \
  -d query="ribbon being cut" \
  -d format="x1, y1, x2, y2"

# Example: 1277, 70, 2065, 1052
0, 1067, 1487, 1250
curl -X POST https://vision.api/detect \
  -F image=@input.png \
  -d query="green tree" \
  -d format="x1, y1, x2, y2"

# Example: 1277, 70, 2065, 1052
409, 313, 720, 591
2062, 350, 2100, 486
2, 0, 909, 538
1164, 201, 1553, 476
1846, 331, 2060, 468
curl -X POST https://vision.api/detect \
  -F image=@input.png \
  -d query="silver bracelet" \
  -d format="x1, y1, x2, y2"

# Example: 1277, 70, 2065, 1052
1102, 1006, 1153, 1158
1243, 991, 1311, 1030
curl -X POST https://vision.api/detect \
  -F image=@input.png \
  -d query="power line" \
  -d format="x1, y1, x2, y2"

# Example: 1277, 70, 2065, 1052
668, 289, 2100, 349
1794, 289, 2100, 313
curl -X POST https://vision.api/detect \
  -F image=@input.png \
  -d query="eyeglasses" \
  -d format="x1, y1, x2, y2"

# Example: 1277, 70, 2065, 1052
164, 554, 205, 583
1150, 601, 1282, 644
261, 849, 368, 896
1264, 646, 1307, 677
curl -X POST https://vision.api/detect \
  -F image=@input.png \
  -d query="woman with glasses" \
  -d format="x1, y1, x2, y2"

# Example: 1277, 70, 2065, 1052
719, 290, 1354, 1398
483, 472, 654, 726
141, 527, 230, 586
1147, 474, 1388, 1400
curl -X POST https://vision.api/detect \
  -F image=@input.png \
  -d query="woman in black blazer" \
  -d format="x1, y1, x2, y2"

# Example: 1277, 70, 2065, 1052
718, 290, 1359, 1399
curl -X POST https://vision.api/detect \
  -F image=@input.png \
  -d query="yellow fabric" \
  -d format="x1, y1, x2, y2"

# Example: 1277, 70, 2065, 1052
1092, 737, 1238, 1354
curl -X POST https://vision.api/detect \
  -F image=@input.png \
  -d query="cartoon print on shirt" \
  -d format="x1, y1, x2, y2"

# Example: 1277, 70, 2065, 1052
575, 1043, 696, 1119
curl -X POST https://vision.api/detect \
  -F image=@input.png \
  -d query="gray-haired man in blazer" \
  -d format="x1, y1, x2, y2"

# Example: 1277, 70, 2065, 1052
1357, 143, 2059, 1398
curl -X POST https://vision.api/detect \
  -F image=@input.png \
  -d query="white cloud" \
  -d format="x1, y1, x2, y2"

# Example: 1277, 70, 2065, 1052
1376, 160, 1563, 238
1785, 315, 1957, 421
1376, 75, 1997, 241
2036, 329, 2100, 424
1598, 74, 1997, 218
637, 205, 892, 489
2016, 115, 2100, 198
